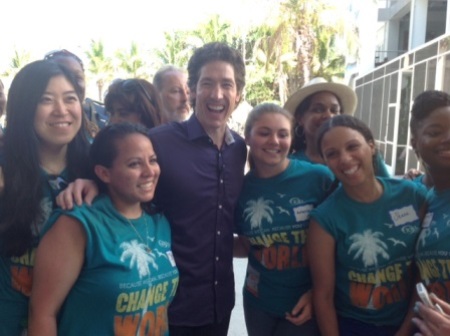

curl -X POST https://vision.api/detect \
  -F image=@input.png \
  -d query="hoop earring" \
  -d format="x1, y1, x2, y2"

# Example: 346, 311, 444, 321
295, 125, 304, 138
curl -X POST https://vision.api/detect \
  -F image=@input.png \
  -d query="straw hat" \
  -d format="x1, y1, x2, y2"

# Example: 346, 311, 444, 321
284, 77, 358, 116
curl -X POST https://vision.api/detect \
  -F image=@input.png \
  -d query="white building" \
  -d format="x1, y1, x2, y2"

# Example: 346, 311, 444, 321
353, 0, 450, 175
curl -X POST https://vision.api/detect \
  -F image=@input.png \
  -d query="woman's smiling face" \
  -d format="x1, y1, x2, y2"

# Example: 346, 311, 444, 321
321, 126, 375, 187
413, 106, 450, 172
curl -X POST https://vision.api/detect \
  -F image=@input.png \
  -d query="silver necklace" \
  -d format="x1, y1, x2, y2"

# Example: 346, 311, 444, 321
126, 212, 151, 253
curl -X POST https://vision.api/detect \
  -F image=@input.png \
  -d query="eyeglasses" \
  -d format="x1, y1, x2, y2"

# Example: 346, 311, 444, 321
44, 49, 84, 69
121, 79, 154, 106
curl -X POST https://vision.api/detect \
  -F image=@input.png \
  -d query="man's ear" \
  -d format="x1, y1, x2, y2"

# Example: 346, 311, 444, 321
94, 165, 111, 184
235, 92, 241, 106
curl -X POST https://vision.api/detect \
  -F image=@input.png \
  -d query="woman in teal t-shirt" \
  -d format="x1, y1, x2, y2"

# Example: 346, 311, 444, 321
235, 103, 333, 336
29, 123, 178, 336
0, 60, 90, 335
308, 115, 427, 336
409, 90, 450, 335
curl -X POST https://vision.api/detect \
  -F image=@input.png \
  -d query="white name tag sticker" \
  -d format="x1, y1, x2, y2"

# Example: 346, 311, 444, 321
389, 205, 419, 226
422, 212, 433, 228
294, 204, 313, 222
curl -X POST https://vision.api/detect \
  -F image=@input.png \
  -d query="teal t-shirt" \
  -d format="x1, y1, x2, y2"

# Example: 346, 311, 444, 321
236, 159, 333, 316
310, 178, 426, 327
416, 188, 450, 301
47, 195, 179, 336
0, 169, 69, 335
290, 150, 391, 178
289, 150, 310, 163
412, 174, 426, 187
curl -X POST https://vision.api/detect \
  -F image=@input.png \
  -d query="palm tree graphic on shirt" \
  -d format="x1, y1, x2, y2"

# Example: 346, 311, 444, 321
348, 230, 390, 310
120, 240, 158, 279
243, 197, 274, 230
348, 230, 389, 268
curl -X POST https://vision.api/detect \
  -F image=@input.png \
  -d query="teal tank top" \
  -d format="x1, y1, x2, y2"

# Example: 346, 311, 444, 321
48, 195, 179, 336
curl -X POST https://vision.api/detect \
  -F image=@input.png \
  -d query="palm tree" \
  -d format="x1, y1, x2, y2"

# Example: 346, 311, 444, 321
153, 31, 195, 68
348, 230, 389, 267
2, 49, 31, 77
348, 229, 391, 309
279, 0, 357, 95
243, 197, 274, 230
85, 39, 113, 101
120, 240, 157, 279
192, 14, 234, 45
247, 22, 297, 105
115, 42, 149, 78
312, 27, 346, 81
281, 0, 321, 90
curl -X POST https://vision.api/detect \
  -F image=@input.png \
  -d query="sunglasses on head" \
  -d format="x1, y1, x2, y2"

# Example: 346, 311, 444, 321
121, 79, 154, 106
44, 49, 84, 68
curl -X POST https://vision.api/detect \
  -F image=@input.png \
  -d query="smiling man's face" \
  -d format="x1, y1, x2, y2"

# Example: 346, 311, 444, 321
193, 60, 240, 135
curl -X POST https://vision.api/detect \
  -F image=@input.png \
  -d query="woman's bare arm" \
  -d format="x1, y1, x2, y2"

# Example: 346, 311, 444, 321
308, 219, 339, 336
29, 215, 86, 335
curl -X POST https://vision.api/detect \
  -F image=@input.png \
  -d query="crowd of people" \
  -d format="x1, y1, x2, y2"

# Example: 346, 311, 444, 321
0, 40, 449, 336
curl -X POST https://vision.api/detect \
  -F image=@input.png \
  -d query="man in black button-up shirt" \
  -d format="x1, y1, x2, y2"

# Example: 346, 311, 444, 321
149, 42, 247, 336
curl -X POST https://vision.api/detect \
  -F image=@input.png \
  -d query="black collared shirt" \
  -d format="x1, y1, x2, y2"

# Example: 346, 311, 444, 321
149, 114, 247, 326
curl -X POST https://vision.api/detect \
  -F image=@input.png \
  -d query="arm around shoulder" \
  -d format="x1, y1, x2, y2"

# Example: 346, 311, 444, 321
56, 178, 99, 210
29, 215, 87, 336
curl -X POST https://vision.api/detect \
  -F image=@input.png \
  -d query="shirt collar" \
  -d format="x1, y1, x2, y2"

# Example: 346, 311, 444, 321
224, 127, 235, 145
186, 113, 236, 145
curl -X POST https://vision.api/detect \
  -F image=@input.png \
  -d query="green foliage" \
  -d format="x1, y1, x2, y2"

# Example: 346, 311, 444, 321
244, 22, 297, 105
115, 42, 148, 78
2, 1, 357, 104
192, 14, 234, 46
85, 39, 114, 100
153, 31, 195, 68
245, 64, 278, 106
312, 26, 346, 81
2, 49, 31, 77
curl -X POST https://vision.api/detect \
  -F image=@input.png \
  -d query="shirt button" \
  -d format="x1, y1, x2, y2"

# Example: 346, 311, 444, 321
217, 231, 221, 235
216, 256, 219, 261
218, 204, 222, 209
215, 281, 218, 285
220, 179, 224, 184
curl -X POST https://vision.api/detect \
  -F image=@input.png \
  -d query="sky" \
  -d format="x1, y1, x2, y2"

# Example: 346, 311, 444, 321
2, 0, 277, 70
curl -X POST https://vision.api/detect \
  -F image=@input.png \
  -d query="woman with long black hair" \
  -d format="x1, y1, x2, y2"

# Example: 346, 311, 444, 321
0, 60, 90, 335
